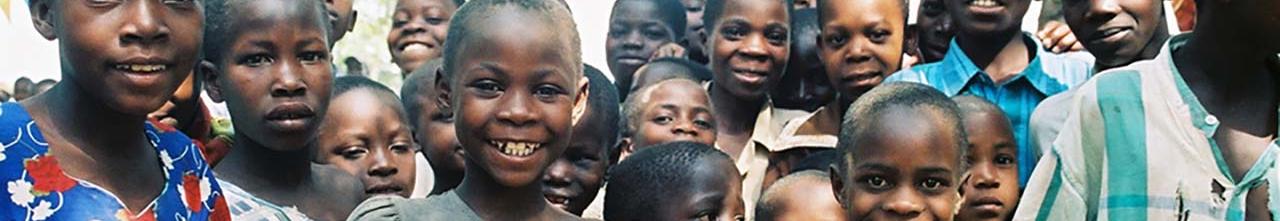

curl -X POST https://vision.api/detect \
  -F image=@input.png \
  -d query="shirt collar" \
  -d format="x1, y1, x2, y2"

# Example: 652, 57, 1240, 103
935, 32, 1069, 96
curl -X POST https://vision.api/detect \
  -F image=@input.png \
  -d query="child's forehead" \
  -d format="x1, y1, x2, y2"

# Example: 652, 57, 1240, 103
231, 0, 328, 31
722, 0, 788, 18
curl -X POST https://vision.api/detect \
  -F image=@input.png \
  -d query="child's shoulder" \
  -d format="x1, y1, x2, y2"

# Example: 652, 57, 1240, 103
0, 102, 47, 166
348, 191, 482, 221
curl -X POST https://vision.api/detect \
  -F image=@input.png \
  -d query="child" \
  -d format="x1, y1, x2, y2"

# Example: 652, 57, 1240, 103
543, 66, 620, 216
316, 76, 420, 199
830, 82, 967, 220
604, 141, 745, 221
771, 8, 833, 113
401, 58, 464, 196
622, 79, 717, 154
324, 0, 357, 45
348, 0, 588, 220
606, 0, 688, 99
387, 0, 461, 75
1027, 0, 1169, 161
952, 96, 1019, 221
885, 0, 1093, 187
702, 0, 791, 217
914, 0, 955, 64
201, 0, 364, 220
627, 57, 712, 95
0, 0, 229, 219
148, 70, 234, 167
1016, 0, 1280, 219
678, 0, 709, 64
755, 171, 846, 221
11, 77, 33, 101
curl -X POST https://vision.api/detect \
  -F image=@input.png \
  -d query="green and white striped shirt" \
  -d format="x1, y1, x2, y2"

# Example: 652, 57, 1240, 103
1014, 34, 1280, 221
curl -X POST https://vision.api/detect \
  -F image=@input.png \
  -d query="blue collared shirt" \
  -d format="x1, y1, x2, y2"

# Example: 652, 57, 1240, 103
885, 33, 1093, 186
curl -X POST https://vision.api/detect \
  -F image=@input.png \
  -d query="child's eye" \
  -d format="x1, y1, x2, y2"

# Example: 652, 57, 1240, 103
161, 0, 196, 7
920, 178, 949, 191
390, 143, 416, 154
652, 116, 674, 124
432, 112, 455, 123
239, 54, 275, 67
469, 80, 504, 97
825, 34, 847, 47
533, 85, 565, 99
868, 30, 891, 43
299, 52, 329, 64
995, 154, 1016, 165
694, 211, 719, 221
766, 29, 788, 45
721, 26, 746, 40
608, 27, 628, 38
643, 28, 669, 40
693, 119, 714, 129
862, 176, 890, 190
339, 146, 369, 160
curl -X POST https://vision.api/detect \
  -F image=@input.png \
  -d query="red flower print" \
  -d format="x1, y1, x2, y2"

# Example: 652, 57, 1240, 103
211, 195, 231, 221
182, 173, 202, 212
25, 155, 75, 193
136, 209, 156, 221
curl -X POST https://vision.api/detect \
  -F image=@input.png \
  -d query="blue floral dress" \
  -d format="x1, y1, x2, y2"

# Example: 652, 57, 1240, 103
0, 102, 230, 221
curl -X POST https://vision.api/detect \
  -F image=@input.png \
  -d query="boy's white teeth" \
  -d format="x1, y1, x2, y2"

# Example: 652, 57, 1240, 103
403, 43, 430, 52
491, 141, 541, 157
115, 64, 167, 73
970, 0, 999, 7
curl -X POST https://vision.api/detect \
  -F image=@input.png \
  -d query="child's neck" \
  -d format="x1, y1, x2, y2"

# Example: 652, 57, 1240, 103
23, 83, 153, 162
216, 135, 314, 188
456, 163, 557, 220
709, 84, 765, 134
956, 28, 1031, 83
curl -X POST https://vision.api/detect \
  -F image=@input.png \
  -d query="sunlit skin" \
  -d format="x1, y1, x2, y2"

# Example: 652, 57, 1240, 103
944, 0, 1035, 83
22, 0, 202, 213
706, 0, 789, 159
818, 0, 905, 104
317, 89, 418, 198
607, 0, 682, 99
204, 1, 363, 220
630, 80, 717, 152
833, 106, 963, 221
1062, 0, 1167, 71
388, 0, 457, 74
955, 107, 1019, 221
439, 6, 587, 221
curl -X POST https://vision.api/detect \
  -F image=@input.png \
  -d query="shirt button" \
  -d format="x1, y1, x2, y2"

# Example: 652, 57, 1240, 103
1206, 115, 1220, 126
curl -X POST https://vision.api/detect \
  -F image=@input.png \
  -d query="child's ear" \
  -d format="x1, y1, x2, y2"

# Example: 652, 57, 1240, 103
433, 67, 453, 113
29, 0, 57, 40
829, 165, 848, 207
200, 61, 226, 103
571, 76, 590, 126
612, 137, 631, 165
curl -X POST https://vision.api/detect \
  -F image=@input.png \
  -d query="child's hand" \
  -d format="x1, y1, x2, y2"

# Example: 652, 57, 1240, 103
1036, 21, 1084, 53
650, 42, 687, 60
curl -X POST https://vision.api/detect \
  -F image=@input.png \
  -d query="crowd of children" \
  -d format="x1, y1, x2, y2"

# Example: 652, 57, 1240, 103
0, 0, 1275, 220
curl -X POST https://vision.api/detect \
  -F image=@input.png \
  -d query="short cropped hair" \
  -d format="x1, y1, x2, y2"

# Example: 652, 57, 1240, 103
815, 0, 909, 24
332, 76, 408, 123
605, 141, 734, 221
202, 0, 333, 65
836, 82, 968, 176
441, 0, 581, 82
401, 58, 445, 126
644, 57, 714, 83
755, 170, 832, 221
582, 64, 623, 159
703, 0, 793, 32
619, 78, 708, 138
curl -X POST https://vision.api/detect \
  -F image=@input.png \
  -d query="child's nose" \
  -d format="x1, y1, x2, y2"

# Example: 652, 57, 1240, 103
882, 189, 926, 217
496, 94, 541, 126
367, 152, 400, 178
119, 0, 172, 46
970, 165, 1002, 189
542, 160, 574, 187
269, 66, 309, 98
1085, 0, 1123, 20
671, 120, 699, 136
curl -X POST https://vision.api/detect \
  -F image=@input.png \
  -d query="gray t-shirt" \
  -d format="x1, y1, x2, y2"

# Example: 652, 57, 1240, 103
347, 191, 482, 221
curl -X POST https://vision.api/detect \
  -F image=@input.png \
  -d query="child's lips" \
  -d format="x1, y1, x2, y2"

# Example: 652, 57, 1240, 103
966, 196, 1005, 212
365, 183, 406, 195
263, 102, 316, 132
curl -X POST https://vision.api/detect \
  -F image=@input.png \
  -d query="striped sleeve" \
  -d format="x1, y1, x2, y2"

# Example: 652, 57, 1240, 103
1014, 75, 1116, 220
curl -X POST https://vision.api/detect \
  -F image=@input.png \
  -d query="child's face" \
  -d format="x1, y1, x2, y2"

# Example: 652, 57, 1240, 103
838, 107, 961, 220
606, 0, 681, 91
775, 26, 833, 111
448, 9, 583, 187
542, 110, 611, 215
818, 0, 905, 99
412, 79, 466, 187
955, 111, 1019, 221
318, 90, 418, 198
212, 1, 332, 151
770, 178, 847, 221
660, 159, 745, 221
633, 81, 717, 150
681, 0, 707, 59
945, 0, 1029, 37
707, 0, 790, 100
1062, 0, 1162, 68
46, 0, 203, 115
916, 0, 954, 63
388, 0, 455, 73
323, 0, 355, 41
